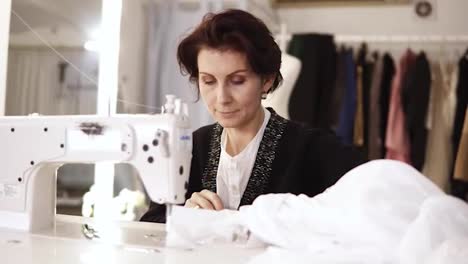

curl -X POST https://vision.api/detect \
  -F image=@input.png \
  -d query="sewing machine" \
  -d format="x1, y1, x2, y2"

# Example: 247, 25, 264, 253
0, 95, 192, 232
0, 95, 263, 263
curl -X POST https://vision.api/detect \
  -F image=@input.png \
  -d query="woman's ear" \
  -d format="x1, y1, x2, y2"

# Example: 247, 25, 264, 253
262, 75, 275, 94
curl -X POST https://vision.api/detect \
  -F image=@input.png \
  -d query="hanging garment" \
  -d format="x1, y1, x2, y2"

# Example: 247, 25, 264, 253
353, 45, 367, 147
288, 34, 337, 129
422, 61, 458, 191
362, 53, 377, 155
354, 65, 364, 146
454, 108, 468, 182
379, 54, 396, 157
354, 45, 376, 156
385, 50, 416, 164
368, 56, 384, 160
330, 47, 347, 131
336, 49, 357, 145
451, 50, 468, 198
452, 51, 468, 171
401, 52, 432, 171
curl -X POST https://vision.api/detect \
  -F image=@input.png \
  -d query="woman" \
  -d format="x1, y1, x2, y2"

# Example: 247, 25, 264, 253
141, 9, 364, 223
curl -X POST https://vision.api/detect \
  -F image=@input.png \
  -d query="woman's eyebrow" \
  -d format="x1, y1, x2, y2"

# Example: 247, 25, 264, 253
199, 69, 249, 77
227, 69, 249, 76
199, 72, 214, 77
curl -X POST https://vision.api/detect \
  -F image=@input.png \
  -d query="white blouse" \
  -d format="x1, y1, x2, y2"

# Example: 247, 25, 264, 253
216, 108, 271, 210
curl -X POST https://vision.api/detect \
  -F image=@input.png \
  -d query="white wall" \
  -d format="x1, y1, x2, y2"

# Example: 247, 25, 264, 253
277, 0, 468, 35
0, 0, 12, 115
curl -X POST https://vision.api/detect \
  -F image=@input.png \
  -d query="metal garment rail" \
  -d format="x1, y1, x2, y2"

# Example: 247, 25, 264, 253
334, 35, 468, 43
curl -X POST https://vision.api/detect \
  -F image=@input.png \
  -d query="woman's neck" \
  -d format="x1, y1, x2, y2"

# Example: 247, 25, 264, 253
224, 107, 265, 156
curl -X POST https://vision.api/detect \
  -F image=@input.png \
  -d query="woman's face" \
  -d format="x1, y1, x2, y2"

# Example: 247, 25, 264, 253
197, 48, 272, 129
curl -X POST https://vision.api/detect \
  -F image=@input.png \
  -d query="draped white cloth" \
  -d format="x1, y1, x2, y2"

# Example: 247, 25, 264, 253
167, 160, 468, 264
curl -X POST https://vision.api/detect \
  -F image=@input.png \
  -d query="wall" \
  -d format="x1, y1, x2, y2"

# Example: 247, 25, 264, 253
277, 0, 468, 35
0, 0, 12, 115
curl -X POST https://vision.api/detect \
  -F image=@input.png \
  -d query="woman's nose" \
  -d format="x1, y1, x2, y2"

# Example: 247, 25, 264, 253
216, 85, 232, 104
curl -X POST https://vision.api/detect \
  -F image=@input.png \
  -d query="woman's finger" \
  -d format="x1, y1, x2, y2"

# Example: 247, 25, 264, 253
190, 192, 215, 210
200, 190, 224, 210
184, 199, 200, 209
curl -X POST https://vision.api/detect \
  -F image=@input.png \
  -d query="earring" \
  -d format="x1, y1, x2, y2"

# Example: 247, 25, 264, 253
261, 93, 267, 100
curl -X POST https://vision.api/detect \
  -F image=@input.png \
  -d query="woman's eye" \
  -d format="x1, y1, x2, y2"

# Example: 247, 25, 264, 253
202, 79, 215, 85
231, 78, 245, 85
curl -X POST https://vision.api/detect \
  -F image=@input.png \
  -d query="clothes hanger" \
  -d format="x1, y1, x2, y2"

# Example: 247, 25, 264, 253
371, 50, 379, 61
357, 42, 368, 64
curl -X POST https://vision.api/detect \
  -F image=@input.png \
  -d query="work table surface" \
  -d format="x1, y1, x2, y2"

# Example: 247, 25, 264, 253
0, 214, 264, 264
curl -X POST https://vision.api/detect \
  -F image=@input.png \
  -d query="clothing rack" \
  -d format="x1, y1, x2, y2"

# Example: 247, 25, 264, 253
335, 35, 468, 43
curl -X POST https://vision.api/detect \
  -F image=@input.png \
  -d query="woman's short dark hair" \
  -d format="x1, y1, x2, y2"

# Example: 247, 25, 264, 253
177, 9, 283, 94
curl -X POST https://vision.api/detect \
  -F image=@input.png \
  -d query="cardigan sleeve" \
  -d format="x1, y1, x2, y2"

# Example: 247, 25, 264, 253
306, 129, 367, 194
271, 121, 366, 198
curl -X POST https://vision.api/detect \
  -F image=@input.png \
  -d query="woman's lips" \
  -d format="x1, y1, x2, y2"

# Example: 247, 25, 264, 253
217, 110, 239, 117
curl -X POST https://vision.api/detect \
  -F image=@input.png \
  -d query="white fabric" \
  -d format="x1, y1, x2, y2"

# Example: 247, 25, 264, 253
242, 160, 443, 251
167, 160, 468, 264
166, 205, 255, 249
217, 108, 271, 210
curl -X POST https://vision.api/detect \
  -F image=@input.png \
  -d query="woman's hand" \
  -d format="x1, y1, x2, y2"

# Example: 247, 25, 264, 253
185, 189, 224, 210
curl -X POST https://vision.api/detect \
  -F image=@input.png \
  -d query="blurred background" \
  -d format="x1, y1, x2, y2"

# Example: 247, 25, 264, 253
1, 0, 467, 220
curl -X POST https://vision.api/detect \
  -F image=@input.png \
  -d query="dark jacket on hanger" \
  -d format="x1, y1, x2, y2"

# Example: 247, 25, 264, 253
141, 109, 365, 223
379, 54, 396, 158
368, 55, 384, 160
401, 52, 432, 171
330, 47, 347, 131
287, 33, 337, 129
451, 50, 468, 199
355, 44, 375, 157
454, 109, 468, 182
336, 49, 357, 145
453, 51, 468, 165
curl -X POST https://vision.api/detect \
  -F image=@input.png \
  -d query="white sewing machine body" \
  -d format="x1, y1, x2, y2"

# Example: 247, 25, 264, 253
0, 97, 265, 263
0, 110, 192, 232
